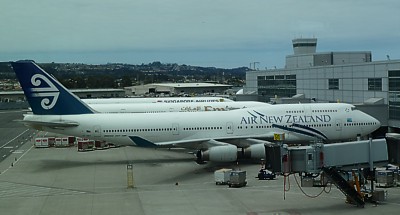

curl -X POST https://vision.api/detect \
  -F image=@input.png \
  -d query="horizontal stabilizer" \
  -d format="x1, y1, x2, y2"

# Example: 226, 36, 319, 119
16, 119, 79, 128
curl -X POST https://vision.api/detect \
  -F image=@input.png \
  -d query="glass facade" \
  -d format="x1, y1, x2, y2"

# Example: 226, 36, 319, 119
368, 78, 382, 91
328, 79, 339, 90
258, 74, 296, 99
389, 70, 400, 120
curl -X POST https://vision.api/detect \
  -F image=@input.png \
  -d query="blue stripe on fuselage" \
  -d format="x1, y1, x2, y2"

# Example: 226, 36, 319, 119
272, 124, 328, 140
129, 136, 158, 147
291, 123, 329, 140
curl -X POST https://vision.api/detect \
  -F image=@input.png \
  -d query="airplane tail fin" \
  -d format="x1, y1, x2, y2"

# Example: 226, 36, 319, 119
11, 60, 95, 115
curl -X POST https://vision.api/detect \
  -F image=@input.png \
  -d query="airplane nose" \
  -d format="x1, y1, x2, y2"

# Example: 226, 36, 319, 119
368, 114, 381, 131
374, 117, 381, 129
360, 111, 381, 133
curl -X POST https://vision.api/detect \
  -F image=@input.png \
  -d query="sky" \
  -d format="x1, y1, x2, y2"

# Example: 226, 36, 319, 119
1, 0, 400, 68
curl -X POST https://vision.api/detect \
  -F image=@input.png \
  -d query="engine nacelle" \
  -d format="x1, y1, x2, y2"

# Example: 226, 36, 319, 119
196, 145, 238, 163
242, 143, 267, 160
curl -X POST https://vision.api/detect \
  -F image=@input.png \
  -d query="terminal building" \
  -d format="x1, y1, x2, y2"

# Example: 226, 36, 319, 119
0, 89, 125, 110
243, 38, 400, 133
0, 89, 125, 102
124, 83, 232, 97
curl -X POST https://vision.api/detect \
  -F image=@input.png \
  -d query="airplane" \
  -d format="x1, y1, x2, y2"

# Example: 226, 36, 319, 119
11, 60, 381, 163
87, 101, 269, 113
25, 101, 269, 114
82, 97, 234, 104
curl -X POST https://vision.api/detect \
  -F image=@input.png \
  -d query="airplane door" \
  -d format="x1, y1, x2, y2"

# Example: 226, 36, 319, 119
304, 105, 312, 117
335, 120, 342, 131
172, 123, 179, 135
93, 125, 102, 137
226, 122, 233, 134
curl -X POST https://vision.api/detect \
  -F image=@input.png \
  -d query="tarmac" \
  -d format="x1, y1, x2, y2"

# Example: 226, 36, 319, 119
1, 110, 400, 215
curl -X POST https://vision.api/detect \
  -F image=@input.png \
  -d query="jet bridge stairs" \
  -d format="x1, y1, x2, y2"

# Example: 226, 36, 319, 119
322, 166, 365, 207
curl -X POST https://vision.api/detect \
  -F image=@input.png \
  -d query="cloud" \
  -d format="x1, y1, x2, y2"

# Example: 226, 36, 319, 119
1, 0, 400, 67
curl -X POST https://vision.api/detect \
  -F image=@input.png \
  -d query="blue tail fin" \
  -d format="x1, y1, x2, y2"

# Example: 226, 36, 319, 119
11, 60, 95, 115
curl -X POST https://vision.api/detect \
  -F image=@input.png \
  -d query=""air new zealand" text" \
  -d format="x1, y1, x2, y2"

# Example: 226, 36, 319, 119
240, 114, 332, 124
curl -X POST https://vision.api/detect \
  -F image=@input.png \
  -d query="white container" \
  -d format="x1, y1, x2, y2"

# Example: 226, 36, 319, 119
214, 168, 232, 185
61, 137, 69, 147
34, 138, 49, 148
55, 138, 62, 147
376, 170, 395, 187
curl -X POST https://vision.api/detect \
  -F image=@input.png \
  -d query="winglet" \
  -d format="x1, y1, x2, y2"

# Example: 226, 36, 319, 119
11, 60, 95, 115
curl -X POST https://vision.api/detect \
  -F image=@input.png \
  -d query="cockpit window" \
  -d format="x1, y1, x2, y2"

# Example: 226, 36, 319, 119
351, 107, 357, 111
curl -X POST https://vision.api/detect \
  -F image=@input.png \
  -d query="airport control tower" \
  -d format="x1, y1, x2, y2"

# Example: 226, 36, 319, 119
285, 38, 370, 68
292, 38, 317, 55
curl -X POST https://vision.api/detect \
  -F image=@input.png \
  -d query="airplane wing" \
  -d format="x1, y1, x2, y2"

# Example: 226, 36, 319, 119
129, 132, 277, 150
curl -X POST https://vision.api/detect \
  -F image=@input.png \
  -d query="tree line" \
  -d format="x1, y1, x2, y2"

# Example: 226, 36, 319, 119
0, 62, 248, 89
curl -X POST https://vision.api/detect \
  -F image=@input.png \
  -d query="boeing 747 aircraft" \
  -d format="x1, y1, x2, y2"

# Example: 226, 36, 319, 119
82, 97, 233, 104
11, 61, 381, 163
26, 101, 268, 113
87, 101, 268, 113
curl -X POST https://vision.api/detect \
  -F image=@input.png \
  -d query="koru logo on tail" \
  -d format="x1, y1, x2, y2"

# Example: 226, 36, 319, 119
30, 74, 60, 110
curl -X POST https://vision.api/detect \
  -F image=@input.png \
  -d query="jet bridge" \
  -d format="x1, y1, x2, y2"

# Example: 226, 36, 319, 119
265, 138, 388, 174
264, 138, 389, 207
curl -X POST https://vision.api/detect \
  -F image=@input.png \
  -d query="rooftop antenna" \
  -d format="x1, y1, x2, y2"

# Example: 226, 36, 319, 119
250, 62, 260, 70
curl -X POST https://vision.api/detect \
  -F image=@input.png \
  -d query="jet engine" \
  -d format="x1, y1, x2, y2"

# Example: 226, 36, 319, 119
196, 145, 237, 164
241, 143, 267, 160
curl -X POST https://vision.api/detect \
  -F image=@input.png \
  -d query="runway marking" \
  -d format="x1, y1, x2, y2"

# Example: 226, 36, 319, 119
12, 150, 24, 154
2, 155, 5, 158
0, 129, 30, 149
3, 146, 13, 149
0, 181, 87, 198
1, 145, 33, 175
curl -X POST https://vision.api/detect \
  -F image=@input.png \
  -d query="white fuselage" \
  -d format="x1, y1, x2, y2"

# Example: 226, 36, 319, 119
24, 103, 380, 146
88, 101, 268, 113
82, 97, 233, 104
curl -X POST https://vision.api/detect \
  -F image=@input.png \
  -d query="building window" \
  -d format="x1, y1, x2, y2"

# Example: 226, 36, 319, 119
389, 79, 400, 91
328, 79, 339, 90
368, 78, 382, 91
275, 75, 285, 80
257, 74, 297, 99
389, 70, 400, 77
266, 75, 274, 80
286, 75, 296, 80
389, 106, 400, 120
388, 71, 400, 120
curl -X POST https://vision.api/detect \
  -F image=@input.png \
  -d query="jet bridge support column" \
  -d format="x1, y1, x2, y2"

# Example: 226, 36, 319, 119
264, 133, 288, 173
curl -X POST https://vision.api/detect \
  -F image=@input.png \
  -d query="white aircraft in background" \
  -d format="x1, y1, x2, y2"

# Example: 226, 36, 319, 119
87, 101, 269, 113
12, 61, 381, 163
82, 97, 233, 104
